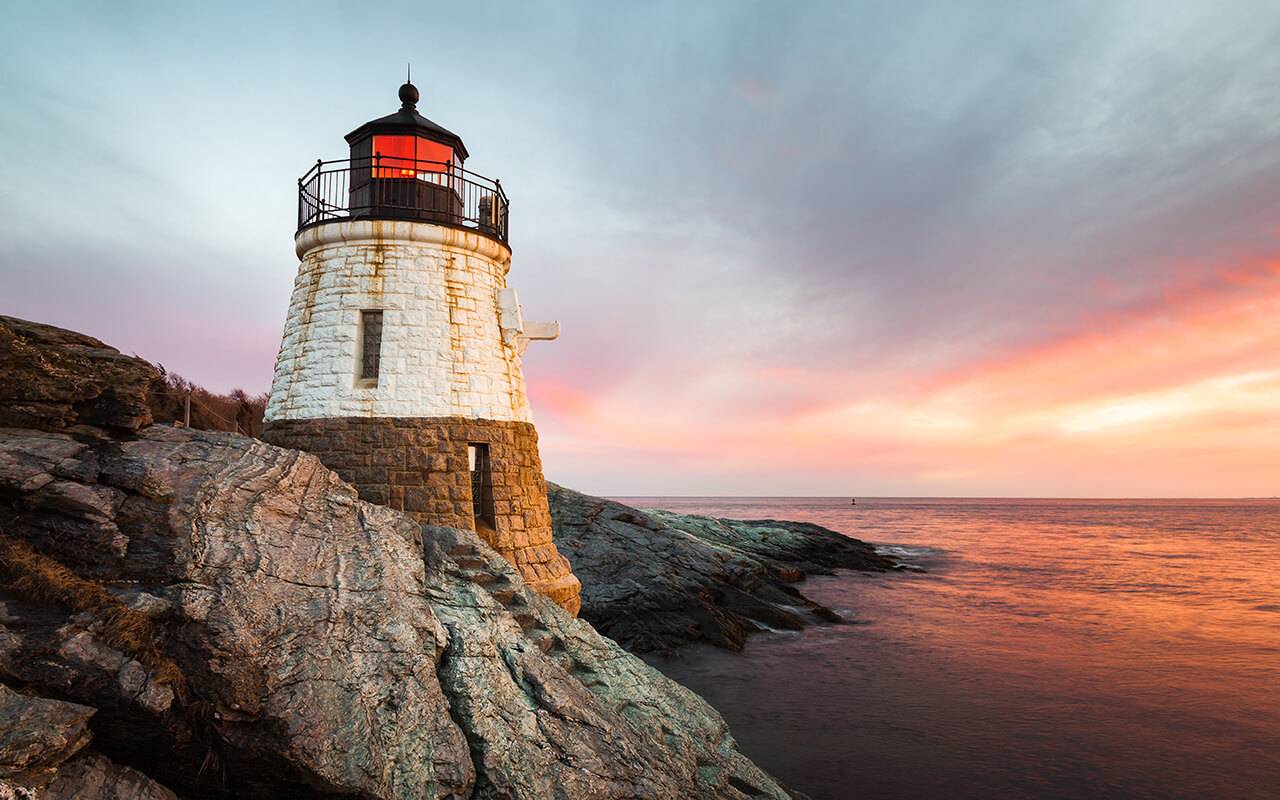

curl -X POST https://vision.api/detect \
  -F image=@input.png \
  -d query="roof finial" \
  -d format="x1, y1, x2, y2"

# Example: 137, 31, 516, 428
398, 65, 419, 111
407, 63, 411, 83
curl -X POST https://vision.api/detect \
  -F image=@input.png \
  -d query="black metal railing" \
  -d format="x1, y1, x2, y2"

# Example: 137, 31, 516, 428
297, 156, 509, 244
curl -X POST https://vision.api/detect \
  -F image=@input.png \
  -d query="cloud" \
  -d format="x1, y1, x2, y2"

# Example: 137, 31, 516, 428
3, 0, 1279, 494
533, 0, 1280, 367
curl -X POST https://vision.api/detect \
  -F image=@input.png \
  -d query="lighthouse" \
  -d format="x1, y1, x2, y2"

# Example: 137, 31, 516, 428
262, 81, 581, 615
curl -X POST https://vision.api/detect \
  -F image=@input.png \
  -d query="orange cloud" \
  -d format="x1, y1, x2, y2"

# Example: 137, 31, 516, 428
532, 257, 1280, 496
782, 258, 1280, 494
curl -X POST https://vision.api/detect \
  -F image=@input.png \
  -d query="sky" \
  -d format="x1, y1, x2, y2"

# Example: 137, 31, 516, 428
2, 0, 1278, 497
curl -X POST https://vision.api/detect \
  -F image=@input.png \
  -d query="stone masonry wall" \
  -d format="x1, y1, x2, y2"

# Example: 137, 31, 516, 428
263, 415, 581, 615
265, 221, 532, 424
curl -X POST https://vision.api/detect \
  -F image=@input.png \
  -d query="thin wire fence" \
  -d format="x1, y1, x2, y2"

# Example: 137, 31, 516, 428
147, 389, 264, 437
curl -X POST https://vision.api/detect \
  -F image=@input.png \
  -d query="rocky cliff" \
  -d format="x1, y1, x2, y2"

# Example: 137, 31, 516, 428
548, 485, 898, 654
0, 316, 798, 800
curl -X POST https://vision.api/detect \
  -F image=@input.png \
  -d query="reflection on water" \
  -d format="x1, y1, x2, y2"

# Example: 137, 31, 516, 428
617, 498, 1280, 800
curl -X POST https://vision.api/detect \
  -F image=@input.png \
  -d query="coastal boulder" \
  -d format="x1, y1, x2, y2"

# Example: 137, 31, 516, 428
548, 483, 896, 653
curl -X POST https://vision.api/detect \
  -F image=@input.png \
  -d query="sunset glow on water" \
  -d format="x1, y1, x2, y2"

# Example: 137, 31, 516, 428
627, 497, 1280, 800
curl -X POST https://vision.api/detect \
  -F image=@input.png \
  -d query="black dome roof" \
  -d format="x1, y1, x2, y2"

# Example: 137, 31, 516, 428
344, 82, 468, 161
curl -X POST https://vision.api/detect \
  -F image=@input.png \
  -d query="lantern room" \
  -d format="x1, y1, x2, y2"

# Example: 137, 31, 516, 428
345, 82, 469, 178
294, 81, 507, 241
344, 82, 470, 226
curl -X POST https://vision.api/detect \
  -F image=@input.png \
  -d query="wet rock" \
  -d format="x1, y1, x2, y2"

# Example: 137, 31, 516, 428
648, 511, 897, 575
548, 483, 897, 654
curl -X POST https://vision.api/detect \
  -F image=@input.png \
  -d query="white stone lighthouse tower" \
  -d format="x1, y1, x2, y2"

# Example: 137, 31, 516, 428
263, 81, 581, 614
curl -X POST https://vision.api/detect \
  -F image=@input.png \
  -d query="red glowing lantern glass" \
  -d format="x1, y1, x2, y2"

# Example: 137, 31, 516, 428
344, 82, 472, 223
371, 135, 455, 179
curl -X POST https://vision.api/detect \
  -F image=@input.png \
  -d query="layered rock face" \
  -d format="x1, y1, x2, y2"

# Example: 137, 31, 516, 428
0, 316, 797, 800
548, 483, 898, 654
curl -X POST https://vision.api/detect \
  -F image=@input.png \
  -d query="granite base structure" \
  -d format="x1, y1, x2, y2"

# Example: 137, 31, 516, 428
263, 416, 581, 614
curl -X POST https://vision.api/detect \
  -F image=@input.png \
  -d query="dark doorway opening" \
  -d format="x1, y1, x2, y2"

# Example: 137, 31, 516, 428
468, 444, 495, 530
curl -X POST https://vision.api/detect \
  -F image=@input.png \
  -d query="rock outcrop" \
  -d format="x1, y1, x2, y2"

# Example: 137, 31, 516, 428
0, 684, 178, 799
0, 316, 797, 799
548, 484, 898, 654
0, 315, 158, 436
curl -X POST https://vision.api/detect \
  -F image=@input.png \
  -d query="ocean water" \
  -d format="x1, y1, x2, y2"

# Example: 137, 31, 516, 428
611, 497, 1280, 800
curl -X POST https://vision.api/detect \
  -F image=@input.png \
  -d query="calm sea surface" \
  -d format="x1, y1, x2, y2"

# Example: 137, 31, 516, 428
610, 497, 1280, 800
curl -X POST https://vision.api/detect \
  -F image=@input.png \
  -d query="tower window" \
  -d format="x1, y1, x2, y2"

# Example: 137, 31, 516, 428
359, 310, 383, 381
468, 444, 495, 528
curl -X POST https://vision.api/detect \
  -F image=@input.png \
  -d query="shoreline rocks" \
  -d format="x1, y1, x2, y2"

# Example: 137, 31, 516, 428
548, 484, 899, 654
0, 315, 802, 799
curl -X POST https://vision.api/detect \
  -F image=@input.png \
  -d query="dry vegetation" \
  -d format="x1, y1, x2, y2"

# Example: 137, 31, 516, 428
0, 529, 230, 784
0, 531, 189, 704
148, 367, 267, 438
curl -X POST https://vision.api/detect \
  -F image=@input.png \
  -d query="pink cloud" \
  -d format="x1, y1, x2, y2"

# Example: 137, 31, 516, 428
532, 255, 1280, 496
